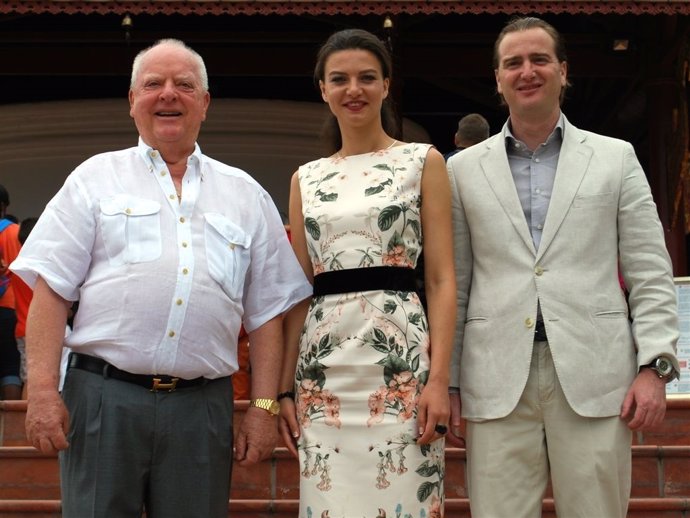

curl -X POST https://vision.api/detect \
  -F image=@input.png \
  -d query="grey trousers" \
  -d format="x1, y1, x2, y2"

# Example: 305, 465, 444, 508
60, 366, 234, 518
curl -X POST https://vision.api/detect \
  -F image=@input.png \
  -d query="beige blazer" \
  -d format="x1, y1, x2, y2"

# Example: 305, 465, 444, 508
448, 115, 679, 420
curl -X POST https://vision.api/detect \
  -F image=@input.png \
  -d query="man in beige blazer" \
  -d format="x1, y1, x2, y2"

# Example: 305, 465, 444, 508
447, 17, 679, 518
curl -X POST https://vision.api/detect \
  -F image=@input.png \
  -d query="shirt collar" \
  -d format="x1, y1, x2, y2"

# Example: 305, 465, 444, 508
136, 137, 203, 167
503, 112, 565, 151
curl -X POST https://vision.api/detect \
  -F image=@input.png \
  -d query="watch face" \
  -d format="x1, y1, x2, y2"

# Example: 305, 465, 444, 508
656, 357, 673, 376
269, 401, 280, 415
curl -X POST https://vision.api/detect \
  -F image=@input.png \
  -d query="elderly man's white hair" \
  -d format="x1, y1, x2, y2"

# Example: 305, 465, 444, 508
130, 38, 209, 92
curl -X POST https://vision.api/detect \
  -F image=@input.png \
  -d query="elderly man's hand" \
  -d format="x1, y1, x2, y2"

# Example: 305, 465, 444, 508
234, 407, 279, 467
25, 389, 70, 454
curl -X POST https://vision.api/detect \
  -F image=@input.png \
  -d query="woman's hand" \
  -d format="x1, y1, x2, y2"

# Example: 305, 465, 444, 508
416, 377, 450, 445
278, 397, 301, 457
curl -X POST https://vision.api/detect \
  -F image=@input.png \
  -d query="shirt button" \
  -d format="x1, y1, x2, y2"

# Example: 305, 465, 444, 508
125, 208, 132, 215
535, 188, 541, 194
176, 299, 183, 306
525, 317, 534, 328
160, 170, 166, 176
168, 330, 175, 338
169, 194, 176, 200
150, 151, 159, 158
179, 217, 185, 223
182, 242, 188, 248
229, 243, 236, 250
535, 158, 540, 163
182, 268, 189, 275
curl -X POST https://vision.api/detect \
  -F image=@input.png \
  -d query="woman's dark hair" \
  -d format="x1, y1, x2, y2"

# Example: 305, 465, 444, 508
314, 29, 400, 154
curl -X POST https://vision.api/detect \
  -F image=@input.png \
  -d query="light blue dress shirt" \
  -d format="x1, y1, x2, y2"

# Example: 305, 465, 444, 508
505, 114, 565, 251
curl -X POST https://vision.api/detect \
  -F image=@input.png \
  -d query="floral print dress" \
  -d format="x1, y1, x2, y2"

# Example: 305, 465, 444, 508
295, 143, 444, 518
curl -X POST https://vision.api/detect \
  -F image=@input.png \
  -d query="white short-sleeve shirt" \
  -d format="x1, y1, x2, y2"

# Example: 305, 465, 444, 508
12, 139, 312, 379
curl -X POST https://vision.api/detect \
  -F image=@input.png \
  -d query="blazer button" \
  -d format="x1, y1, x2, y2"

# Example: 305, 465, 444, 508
535, 266, 544, 276
525, 317, 534, 328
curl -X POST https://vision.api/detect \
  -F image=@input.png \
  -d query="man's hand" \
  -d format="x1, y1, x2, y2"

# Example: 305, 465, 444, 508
234, 407, 279, 467
446, 390, 466, 448
620, 368, 667, 431
25, 389, 70, 454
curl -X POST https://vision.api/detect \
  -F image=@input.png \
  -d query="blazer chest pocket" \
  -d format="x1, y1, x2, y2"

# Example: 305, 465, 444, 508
572, 191, 614, 209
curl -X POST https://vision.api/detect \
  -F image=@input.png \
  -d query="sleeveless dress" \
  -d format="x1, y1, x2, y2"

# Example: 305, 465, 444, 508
294, 142, 445, 518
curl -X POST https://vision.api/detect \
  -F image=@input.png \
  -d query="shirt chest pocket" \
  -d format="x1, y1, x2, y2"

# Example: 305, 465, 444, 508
99, 195, 162, 266
204, 213, 251, 301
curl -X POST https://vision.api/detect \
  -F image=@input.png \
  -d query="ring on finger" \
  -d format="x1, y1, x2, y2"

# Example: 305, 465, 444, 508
434, 424, 448, 435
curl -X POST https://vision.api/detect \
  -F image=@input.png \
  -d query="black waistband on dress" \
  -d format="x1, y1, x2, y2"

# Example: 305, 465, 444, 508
312, 266, 417, 296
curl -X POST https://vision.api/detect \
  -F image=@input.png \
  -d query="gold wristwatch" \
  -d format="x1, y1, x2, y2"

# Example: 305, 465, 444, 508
249, 398, 280, 416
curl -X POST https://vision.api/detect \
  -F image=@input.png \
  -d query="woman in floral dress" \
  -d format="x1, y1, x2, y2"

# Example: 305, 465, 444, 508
279, 29, 456, 518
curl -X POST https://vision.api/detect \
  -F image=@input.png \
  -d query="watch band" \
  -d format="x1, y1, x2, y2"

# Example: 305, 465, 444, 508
277, 390, 295, 402
250, 397, 280, 416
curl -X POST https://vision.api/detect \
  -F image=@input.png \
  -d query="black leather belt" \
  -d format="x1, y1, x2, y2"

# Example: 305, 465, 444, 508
67, 352, 208, 392
534, 319, 548, 342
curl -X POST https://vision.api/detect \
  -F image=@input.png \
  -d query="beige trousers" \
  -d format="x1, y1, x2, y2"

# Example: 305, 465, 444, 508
466, 340, 632, 518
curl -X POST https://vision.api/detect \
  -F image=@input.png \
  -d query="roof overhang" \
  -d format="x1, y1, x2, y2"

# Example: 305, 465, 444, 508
3, 0, 690, 17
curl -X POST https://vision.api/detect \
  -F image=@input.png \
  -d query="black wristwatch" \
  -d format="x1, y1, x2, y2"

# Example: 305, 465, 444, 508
642, 356, 677, 382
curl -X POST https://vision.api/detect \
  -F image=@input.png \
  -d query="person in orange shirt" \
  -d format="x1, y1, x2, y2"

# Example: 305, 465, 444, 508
233, 326, 251, 400
0, 185, 22, 400
13, 217, 38, 397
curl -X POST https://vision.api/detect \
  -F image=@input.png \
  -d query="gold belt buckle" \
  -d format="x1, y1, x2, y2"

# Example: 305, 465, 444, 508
151, 377, 179, 392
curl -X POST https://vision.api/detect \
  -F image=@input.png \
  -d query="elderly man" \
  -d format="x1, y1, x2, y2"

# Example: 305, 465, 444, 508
447, 17, 679, 518
12, 39, 311, 518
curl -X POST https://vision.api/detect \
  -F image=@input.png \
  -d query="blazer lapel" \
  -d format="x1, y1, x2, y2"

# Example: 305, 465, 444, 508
537, 118, 593, 261
480, 137, 536, 255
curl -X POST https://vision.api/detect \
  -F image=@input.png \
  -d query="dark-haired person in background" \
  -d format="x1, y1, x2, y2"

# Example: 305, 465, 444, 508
0, 184, 22, 400
13, 216, 38, 397
443, 113, 490, 161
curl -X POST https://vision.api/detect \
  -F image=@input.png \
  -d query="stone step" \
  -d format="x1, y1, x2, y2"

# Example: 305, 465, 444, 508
0, 498, 689, 518
0, 499, 61, 518
0, 401, 29, 447
2, 444, 689, 501
634, 396, 690, 446
2, 398, 689, 516
0, 448, 58, 500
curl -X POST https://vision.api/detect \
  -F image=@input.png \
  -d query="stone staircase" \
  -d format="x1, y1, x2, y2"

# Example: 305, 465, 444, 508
1, 398, 689, 517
